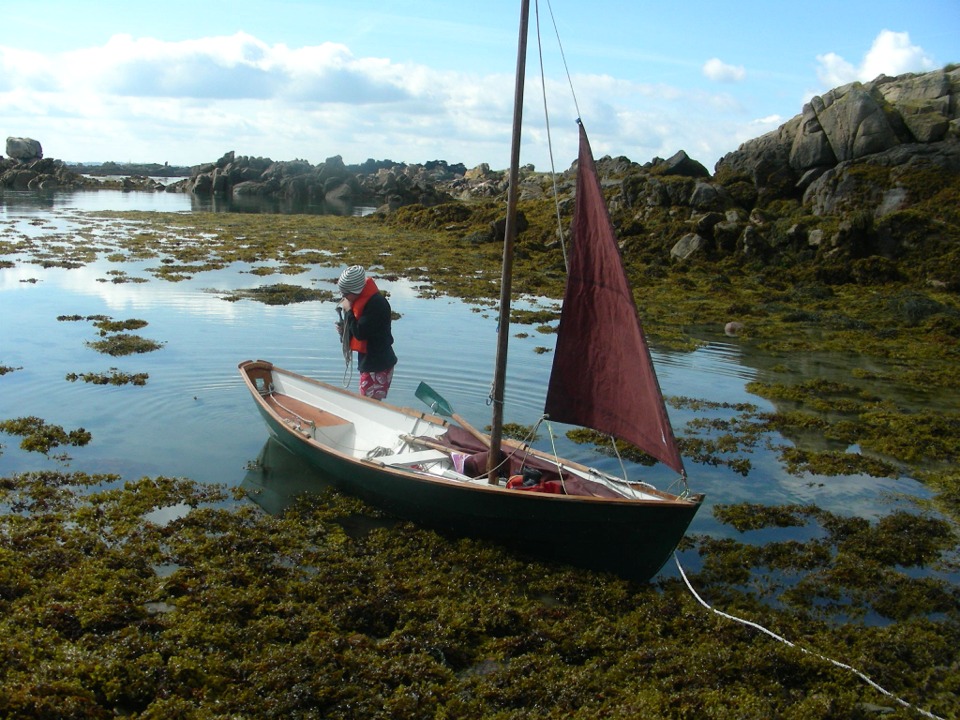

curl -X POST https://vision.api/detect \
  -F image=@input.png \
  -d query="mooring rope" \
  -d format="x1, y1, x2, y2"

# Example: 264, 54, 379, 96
337, 306, 354, 388
270, 396, 312, 432
673, 554, 946, 720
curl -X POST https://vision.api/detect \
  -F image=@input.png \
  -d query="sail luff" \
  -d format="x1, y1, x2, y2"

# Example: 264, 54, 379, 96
544, 123, 685, 475
487, 0, 531, 484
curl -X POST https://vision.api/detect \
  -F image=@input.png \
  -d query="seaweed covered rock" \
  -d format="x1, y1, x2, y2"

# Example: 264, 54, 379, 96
715, 65, 960, 211
0, 155, 96, 190
183, 151, 456, 211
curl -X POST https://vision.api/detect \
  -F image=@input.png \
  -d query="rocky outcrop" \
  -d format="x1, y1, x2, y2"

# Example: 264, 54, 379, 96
715, 65, 960, 211
650, 150, 710, 178
0, 156, 96, 191
183, 151, 460, 211
1, 136, 108, 190
4, 66, 957, 289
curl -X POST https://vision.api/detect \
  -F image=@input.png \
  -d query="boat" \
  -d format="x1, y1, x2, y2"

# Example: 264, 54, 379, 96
239, 0, 703, 581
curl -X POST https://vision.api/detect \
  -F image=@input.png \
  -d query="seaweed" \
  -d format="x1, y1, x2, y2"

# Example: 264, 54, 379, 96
214, 283, 335, 305
65, 369, 149, 386
0, 417, 92, 454
85, 334, 165, 357
0, 474, 955, 719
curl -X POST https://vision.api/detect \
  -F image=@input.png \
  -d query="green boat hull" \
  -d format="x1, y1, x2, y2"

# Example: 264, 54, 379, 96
253, 401, 702, 582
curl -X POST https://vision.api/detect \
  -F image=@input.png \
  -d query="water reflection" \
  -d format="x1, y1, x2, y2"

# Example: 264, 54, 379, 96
0, 188, 190, 214
0, 188, 376, 216
0, 192, 949, 571
241, 437, 399, 539
240, 437, 336, 515
191, 192, 376, 217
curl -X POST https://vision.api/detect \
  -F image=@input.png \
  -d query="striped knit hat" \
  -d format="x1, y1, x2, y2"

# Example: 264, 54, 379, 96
337, 265, 366, 295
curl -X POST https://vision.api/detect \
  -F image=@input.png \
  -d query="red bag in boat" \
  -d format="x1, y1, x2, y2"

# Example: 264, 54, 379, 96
506, 475, 564, 494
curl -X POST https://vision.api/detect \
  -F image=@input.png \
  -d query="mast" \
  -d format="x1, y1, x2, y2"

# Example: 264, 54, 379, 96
487, 0, 530, 484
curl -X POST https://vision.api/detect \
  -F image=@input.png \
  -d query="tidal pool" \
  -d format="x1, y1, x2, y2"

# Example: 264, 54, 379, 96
0, 190, 949, 585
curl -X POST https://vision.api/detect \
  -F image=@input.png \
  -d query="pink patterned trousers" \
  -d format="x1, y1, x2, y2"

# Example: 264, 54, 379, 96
359, 367, 395, 400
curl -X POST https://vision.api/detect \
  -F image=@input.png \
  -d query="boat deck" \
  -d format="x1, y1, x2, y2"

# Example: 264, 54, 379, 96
265, 393, 351, 428
252, 377, 674, 503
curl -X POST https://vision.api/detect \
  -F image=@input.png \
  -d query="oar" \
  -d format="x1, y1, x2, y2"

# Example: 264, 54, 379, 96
415, 382, 490, 447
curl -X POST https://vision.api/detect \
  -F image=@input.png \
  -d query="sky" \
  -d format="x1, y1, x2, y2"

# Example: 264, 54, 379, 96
1, 0, 956, 173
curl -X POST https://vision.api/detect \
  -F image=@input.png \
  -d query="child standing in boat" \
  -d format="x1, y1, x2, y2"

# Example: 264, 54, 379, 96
335, 265, 397, 399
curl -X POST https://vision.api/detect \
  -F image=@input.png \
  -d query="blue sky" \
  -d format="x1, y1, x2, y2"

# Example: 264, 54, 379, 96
1, 0, 955, 171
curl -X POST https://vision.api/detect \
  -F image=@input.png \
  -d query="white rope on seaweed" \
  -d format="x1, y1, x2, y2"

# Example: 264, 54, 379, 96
673, 554, 946, 720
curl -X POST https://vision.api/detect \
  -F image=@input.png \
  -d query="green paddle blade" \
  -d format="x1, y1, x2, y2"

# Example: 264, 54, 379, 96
415, 381, 453, 417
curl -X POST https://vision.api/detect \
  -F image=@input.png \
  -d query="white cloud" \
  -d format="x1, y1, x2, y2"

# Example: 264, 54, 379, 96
751, 114, 783, 126
702, 58, 746, 83
860, 29, 937, 79
814, 52, 858, 88
816, 30, 936, 88
0, 31, 776, 170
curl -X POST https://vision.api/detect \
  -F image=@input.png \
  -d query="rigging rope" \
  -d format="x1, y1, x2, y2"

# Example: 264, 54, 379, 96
673, 554, 946, 720
534, 5, 943, 715
535, 0, 569, 270
543, 0, 581, 121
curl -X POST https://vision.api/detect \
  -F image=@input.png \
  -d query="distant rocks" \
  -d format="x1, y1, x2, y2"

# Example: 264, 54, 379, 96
1, 136, 97, 190
4, 67, 958, 290
182, 151, 464, 212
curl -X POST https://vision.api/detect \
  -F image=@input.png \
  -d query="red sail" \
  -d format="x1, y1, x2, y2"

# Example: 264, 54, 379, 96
544, 123, 685, 475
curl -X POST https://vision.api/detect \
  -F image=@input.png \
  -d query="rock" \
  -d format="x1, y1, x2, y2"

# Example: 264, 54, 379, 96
670, 233, 709, 260
489, 211, 528, 243
875, 68, 954, 142
324, 180, 355, 204
876, 187, 909, 217
857, 701, 895, 715
655, 150, 710, 178
803, 141, 960, 216
695, 212, 724, 235
232, 181, 266, 197
812, 83, 903, 162
715, 66, 960, 211
5, 169, 35, 189
6, 137, 43, 161
0, 154, 94, 190
713, 220, 742, 253
465, 163, 494, 181
738, 224, 768, 257
795, 166, 830, 192
689, 181, 721, 210
785, 223, 807, 247
211, 168, 230, 194
181, 151, 456, 210
317, 155, 346, 183
789, 103, 837, 170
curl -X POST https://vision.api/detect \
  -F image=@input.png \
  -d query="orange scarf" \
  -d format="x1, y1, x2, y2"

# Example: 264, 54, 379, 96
349, 278, 378, 353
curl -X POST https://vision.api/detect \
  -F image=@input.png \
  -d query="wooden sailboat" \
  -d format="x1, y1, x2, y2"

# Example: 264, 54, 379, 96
239, 0, 703, 581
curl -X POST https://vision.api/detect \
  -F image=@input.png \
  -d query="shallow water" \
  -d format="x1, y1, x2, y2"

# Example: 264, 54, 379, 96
0, 190, 945, 580
0, 186, 377, 216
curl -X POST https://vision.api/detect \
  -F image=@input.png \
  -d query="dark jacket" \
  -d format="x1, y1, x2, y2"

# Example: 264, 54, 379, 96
345, 292, 397, 373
